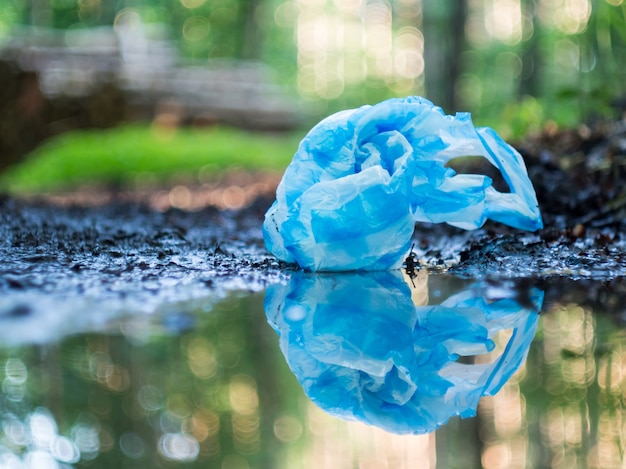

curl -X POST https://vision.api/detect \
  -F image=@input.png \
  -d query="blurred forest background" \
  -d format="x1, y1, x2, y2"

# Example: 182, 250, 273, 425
1, 0, 625, 193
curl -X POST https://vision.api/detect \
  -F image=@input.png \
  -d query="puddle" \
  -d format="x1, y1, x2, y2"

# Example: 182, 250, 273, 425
0, 271, 625, 468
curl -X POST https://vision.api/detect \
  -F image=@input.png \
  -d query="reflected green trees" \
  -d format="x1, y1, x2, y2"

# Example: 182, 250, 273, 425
478, 302, 626, 469
1, 283, 626, 468
0, 293, 306, 468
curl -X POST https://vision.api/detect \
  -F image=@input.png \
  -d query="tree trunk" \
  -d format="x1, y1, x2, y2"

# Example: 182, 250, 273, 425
520, 0, 540, 98
238, 0, 263, 60
423, 0, 467, 113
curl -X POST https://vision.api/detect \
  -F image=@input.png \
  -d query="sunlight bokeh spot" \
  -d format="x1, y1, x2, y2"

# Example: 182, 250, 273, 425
187, 410, 220, 441
169, 185, 193, 209
78, 0, 102, 22
3, 417, 27, 446
160, 410, 185, 434
70, 422, 101, 457
186, 338, 218, 379
167, 394, 194, 420
394, 27, 424, 79
105, 365, 131, 392
4, 358, 27, 384
221, 186, 246, 210
484, 0, 523, 45
28, 410, 58, 449
482, 443, 513, 469
95, 427, 114, 454
302, 403, 436, 469
180, 0, 208, 9
0, 453, 22, 467
540, 0, 592, 34
23, 450, 58, 469
119, 432, 146, 459
138, 384, 165, 412
2, 380, 25, 402
183, 16, 210, 43
113, 8, 141, 33
294, 0, 424, 99
158, 432, 200, 462
274, 1, 299, 27
232, 413, 260, 455
496, 52, 523, 79
273, 416, 303, 443
229, 375, 258, 415
50, 435, 81, 464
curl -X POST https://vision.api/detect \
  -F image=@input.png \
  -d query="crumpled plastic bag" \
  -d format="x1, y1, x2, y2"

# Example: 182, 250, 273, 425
264, 270, 542, 434
263, 96, 543, 271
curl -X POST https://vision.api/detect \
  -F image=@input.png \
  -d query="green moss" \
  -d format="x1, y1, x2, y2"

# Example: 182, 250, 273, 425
0, 125, 303, 194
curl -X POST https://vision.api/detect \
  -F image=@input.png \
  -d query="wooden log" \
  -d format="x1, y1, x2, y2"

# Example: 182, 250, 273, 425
0, 26, 301, 171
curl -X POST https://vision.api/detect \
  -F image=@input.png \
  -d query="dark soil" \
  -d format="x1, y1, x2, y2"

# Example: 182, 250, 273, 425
421, 118, 626, 279
0, 193, 288, 321
1, 119, 625, 320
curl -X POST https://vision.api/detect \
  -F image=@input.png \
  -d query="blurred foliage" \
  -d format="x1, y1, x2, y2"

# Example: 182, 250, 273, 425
0, 293, 307, 468
515, 303, 626, 468
476, 96, 546, 140
0, 125, 301, 193
1, 0, 626, 186
2, 0, 625, 123
459, 0, 626, 137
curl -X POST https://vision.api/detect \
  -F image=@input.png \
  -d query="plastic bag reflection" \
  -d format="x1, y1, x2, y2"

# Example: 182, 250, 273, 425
265, 271, 543, 434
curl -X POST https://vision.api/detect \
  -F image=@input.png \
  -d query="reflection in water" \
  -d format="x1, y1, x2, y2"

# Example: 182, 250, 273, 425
1, 277, 626, 467
0, 294, 276, 469
265, 270, 543, 435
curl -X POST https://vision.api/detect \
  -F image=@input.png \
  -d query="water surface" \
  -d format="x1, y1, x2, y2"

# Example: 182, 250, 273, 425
0, 272, 624, 469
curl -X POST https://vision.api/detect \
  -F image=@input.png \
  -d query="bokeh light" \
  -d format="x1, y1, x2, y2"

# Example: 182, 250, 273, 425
158, 432, 200, 462
119, 432, 145, 459
293, 0, 425, 101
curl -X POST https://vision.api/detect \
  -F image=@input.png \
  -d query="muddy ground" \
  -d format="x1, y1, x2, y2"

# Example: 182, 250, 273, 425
1, 119, 625, 323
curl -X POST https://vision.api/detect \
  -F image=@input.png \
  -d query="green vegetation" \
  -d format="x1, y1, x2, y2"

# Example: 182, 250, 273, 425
4, 0, 625, 131
0, 125, 302, 193
3, 1, 626, 191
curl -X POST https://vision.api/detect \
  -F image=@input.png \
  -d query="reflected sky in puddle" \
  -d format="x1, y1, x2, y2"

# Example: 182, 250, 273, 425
0, 272, 624, 468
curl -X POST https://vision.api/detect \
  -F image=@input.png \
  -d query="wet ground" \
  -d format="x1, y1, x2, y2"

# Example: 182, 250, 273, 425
1, 118, 626, 322
0, 189, 623, 311
0, 193, 286, 329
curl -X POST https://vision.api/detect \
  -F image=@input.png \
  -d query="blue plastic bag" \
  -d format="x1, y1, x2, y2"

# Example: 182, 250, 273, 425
265, 271, 542, 434
263, 96, 542, 271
